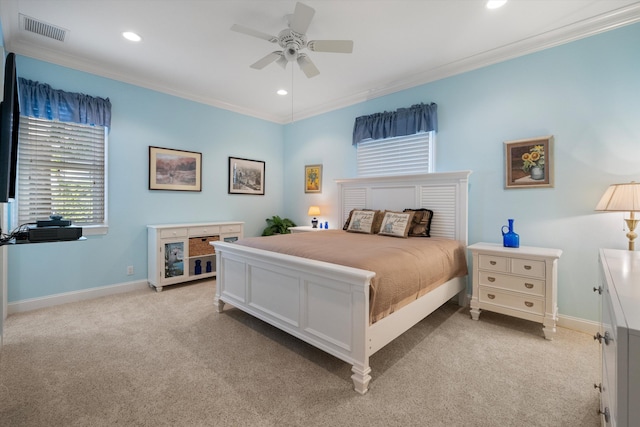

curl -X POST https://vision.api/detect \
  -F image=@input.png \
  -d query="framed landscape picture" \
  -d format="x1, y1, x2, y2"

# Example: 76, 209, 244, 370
228, 156, 265, 195
504, 136, 554, 189
304, 164, 322, 193
149, 146, 202, 191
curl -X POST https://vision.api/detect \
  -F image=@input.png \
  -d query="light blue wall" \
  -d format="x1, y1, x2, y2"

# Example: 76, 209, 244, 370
8, 57, 284, 302
7, 22, 639, 323
283, 23, 640, 322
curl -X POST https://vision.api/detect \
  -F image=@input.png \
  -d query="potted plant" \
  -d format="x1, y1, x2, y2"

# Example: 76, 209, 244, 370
262, 215, 296, 236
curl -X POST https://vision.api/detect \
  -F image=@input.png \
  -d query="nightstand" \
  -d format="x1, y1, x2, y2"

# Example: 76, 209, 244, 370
288, 226, 327, 233
468, 242, 562, 340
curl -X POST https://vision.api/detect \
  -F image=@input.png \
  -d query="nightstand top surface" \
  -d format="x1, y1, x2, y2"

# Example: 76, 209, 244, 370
468, 242, 562, 258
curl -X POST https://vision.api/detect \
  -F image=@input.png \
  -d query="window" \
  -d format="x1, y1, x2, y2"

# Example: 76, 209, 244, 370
356, 131, 435, 177
15, 115, 108, 234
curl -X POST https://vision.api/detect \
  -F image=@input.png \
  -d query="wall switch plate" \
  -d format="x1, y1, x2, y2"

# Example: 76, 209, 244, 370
127, 265, 134, 275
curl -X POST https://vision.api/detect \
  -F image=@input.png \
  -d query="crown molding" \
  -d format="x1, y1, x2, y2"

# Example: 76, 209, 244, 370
5, 2, 639, 125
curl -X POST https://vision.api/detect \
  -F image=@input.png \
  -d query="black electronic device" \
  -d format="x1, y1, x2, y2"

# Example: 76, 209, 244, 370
27, 225, 82, 242
0, 52, 20, 203
36, 214, 72, 227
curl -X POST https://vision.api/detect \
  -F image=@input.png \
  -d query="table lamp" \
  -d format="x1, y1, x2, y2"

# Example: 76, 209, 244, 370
595, 181, 640, 250
308, 206, 320, 228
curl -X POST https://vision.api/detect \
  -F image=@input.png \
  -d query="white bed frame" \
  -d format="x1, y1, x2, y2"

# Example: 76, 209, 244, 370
213, 171, 471, 394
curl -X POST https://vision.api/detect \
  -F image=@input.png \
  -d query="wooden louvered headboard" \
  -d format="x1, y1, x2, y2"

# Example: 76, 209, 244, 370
336, 171, 471, 244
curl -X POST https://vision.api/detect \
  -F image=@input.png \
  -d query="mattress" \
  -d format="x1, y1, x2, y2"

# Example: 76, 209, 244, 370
235, 230, 468, 323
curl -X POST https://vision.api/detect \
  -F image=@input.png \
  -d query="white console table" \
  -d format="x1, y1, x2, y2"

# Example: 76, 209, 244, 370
147, 221, 243, 292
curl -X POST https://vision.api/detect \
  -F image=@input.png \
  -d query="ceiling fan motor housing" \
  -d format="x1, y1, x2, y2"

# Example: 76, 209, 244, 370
278, 29, 306, 61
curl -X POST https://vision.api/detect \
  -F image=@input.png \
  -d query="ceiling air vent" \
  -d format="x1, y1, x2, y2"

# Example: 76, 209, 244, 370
20, 14, 67, 42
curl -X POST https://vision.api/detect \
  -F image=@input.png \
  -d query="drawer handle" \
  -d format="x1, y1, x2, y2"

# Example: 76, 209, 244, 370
524, 265, 532, 270
598, 407, 610, 423
524, 283, 534, 289
524, 301, 534, 307
488, 277, 495, 282
490, 261, 497, 265
487, 294, 495, 299
594, 331, 613, 345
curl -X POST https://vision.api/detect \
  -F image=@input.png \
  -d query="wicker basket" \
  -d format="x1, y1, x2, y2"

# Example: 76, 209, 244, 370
189, 236, 219, 256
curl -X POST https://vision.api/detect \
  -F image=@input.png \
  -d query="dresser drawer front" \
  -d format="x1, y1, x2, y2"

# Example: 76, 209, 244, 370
189, 225, 221, 236
220, 224, 242, 234
511, 258, 545, 278
479, 255, 508, 272
479, 287, 544, 315
160, 228, 187, 239
479, 271, 545, 296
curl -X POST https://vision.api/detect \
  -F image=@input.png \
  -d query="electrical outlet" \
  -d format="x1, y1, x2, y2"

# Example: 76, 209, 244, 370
127, 265, 134, 276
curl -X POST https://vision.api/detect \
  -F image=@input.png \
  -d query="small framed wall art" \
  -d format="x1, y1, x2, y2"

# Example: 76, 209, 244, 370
504, 135, 554, 189
228, 156, 265, 195
304, 164, 322, 193
149, 146, 202, 191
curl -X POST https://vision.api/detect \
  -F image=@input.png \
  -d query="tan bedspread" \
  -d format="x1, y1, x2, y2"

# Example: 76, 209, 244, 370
234, 230, 468, 324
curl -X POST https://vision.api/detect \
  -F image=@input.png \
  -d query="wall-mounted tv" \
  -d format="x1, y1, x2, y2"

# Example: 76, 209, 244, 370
0, 52, 19, 203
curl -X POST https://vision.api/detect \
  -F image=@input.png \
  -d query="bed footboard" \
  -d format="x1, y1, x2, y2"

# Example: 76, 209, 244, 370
214, 241, 376, 393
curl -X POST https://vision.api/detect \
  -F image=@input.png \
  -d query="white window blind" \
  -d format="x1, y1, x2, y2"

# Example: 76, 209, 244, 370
356, 132, 434, 177
16, 115, 107, 226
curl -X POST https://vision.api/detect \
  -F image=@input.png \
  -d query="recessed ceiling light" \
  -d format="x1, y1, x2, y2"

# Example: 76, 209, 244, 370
122, 31, 142, 42
486, 0, 507, 9
277, 89, 288, 96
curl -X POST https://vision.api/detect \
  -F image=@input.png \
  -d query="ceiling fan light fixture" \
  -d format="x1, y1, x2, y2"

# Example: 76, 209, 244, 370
284, 44, 299, 62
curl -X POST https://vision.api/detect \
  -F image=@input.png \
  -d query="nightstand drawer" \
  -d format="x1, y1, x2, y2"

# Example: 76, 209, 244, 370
511, 258, 545, 278
478, 254, 508, 272
479, 287, 544, 316
479, 271, 545, 296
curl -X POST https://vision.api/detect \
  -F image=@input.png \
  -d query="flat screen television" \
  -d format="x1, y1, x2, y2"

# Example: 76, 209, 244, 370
0, 52, 19, 203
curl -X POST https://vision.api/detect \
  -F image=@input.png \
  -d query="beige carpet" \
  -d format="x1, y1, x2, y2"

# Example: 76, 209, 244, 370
0, 280, 600, 426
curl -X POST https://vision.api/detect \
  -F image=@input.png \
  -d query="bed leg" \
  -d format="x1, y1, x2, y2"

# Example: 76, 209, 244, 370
214, 295, 225, 313
351, 365, 372, 395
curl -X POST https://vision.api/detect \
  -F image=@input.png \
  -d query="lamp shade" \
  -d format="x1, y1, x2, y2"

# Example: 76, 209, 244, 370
307, 206, 321, 216
595, 182, 640, 212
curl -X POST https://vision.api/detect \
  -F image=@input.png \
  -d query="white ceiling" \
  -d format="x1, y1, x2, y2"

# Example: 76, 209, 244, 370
1, 0, 639, 124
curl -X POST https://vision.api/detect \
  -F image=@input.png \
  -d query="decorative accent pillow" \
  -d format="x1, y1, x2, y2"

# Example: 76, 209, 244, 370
346, 210, 383, 234
378, 211, 415, 238
403, 208, 434, 237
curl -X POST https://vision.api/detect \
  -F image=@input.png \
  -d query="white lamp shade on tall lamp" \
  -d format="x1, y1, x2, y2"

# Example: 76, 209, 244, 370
596, 181, 640, 250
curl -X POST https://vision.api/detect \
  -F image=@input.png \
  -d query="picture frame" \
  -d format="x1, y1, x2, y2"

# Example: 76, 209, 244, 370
504, 136, 554, 189
228, 156, 265, 195
304, 164, 322, 193
149, 146, 202, 191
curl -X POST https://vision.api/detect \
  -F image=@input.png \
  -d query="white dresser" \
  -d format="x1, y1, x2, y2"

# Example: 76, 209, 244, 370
147, 221, 243, 292
596, 249, 640, 427
469, 242, 562, 340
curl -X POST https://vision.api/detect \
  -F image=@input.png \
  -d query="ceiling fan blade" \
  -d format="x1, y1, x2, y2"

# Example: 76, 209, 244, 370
307, 40, 354, 53
289, 2, 315, 34
250, 52, 283, 70
231, 24, 278, 43
297, 54, 319, 78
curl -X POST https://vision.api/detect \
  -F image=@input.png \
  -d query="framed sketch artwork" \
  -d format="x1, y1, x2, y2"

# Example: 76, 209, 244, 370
149, 146, 202, 191
228, 156, 265, 195
304, 164, 322, 193
504, 136, 554, 189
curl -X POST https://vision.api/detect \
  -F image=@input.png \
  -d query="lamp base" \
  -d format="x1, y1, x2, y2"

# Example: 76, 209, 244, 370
311, 218, 318, 228
625, 217, 638, 251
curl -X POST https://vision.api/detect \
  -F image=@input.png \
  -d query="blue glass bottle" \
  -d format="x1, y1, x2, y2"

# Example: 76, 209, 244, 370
501, 219, 520, 248
206, 261, 212, 273
194, 259, 202, 275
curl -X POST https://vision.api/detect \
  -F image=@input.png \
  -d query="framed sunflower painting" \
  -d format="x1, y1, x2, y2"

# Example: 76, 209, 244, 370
504, 136, 554, 189
304, 164, 322, 193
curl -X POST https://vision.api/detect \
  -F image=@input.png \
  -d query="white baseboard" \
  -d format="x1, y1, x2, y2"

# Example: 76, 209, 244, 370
7, 280, 150, 315
557, 313, 599, 335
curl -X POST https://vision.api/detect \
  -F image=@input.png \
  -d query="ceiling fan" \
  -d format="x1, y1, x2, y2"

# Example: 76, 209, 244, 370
231, 2, 354, 78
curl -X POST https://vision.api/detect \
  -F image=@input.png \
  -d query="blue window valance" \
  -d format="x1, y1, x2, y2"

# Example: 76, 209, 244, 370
352, 102, 437, 145
18, 78, 111, 128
